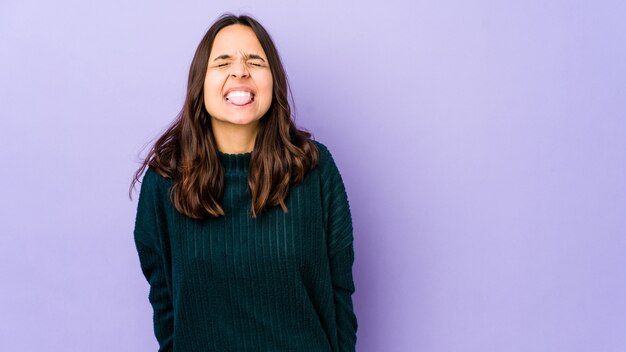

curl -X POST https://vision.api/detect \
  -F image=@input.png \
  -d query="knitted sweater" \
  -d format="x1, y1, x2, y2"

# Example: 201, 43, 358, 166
133, 140, 358, 352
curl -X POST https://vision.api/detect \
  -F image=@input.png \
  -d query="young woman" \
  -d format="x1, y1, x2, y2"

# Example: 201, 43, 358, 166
130, 13, 358, 351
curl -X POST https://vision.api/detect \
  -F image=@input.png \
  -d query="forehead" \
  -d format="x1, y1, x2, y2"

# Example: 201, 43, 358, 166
209, 24, 266, 58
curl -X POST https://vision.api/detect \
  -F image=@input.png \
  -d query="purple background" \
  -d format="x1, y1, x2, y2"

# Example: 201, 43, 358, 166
1, 0, 625, 351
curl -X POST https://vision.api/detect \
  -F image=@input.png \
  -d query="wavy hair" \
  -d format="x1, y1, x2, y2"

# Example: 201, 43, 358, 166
129, 13, 319, 219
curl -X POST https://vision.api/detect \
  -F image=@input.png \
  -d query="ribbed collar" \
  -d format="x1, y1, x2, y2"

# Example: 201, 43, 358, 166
217, 151, 252, 174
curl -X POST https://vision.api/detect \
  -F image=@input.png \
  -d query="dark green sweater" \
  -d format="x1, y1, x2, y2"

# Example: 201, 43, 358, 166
134, 141, 358, 351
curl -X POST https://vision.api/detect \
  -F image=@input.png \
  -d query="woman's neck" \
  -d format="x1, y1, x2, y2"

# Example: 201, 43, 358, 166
210, 118, 259, 154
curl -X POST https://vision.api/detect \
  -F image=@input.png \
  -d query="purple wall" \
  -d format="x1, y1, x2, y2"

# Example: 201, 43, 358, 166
1, 0, 625, 351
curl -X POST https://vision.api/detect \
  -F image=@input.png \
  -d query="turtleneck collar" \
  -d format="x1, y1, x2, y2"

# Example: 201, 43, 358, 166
217, 151, 252, 174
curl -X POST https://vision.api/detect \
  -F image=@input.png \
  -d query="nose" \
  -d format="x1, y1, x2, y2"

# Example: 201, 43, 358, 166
229, 60, 249, 78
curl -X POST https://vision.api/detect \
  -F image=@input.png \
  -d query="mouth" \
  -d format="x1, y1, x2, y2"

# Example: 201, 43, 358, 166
224, 89, 256, 107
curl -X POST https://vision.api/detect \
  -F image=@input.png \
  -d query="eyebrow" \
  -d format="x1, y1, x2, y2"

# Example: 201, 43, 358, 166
212, 54, 266, 62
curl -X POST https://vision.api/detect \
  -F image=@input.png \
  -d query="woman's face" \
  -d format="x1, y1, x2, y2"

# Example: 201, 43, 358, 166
204, 24, 273, 128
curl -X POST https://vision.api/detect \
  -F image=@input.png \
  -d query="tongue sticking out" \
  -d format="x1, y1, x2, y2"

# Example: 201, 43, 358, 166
226, 90, 255, 106
227, 95, 253, 106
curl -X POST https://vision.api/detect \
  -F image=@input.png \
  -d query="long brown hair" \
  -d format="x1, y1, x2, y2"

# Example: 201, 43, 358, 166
129, 13, 319, 219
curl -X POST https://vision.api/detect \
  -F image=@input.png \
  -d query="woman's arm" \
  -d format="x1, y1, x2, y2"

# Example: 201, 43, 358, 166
319, 143, 359, 351
134, 239, 174, 351
134, 168, 174, 351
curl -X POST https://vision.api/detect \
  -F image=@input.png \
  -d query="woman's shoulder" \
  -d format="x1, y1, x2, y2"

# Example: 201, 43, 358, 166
310, 139, 344, 179
311, 139, 334, 167
139, 166, 173, 195
142, 166, 163, 183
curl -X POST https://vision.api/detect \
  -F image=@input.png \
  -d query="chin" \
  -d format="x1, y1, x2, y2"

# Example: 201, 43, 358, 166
220, 116, 261, 126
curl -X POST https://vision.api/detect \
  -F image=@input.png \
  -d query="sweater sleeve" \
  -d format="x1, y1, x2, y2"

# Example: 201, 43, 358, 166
318, 143, 358, 351
134, 168, 174, 352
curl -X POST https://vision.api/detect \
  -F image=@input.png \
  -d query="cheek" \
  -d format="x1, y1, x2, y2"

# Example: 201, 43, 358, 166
204, 73, 224, 98
259, 73, 273, 95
